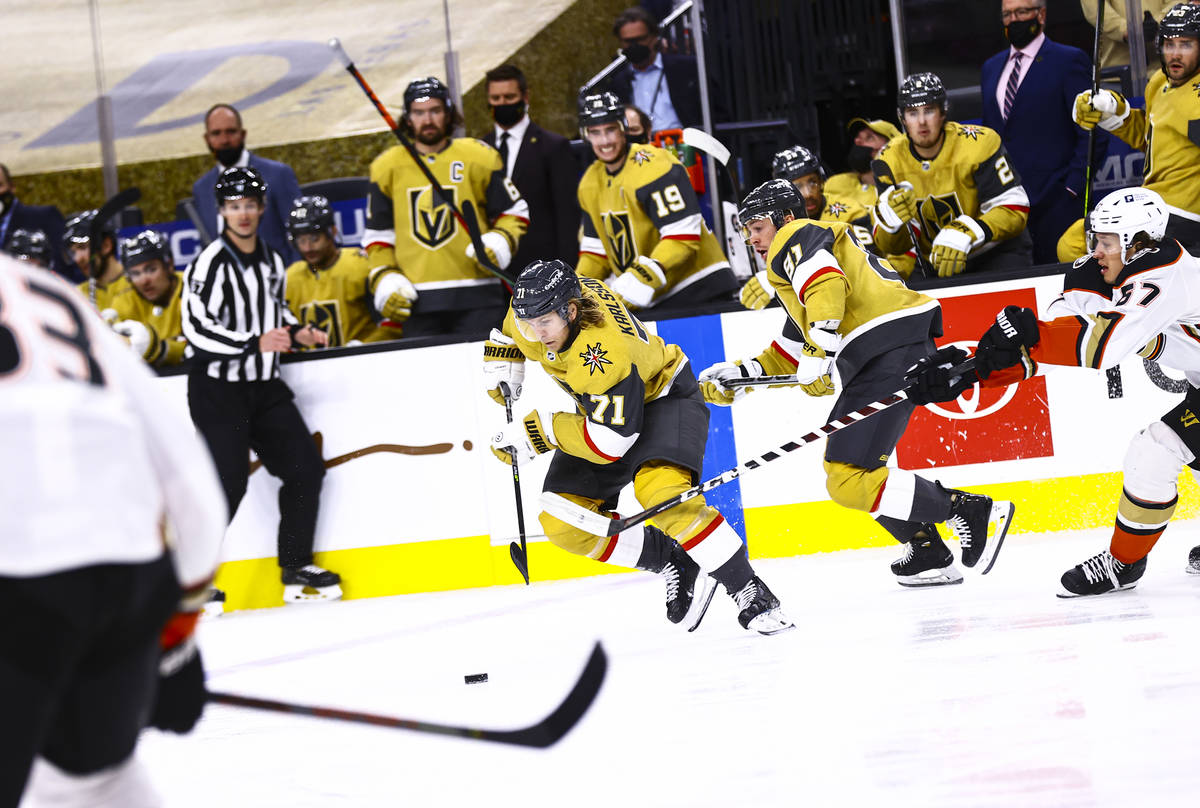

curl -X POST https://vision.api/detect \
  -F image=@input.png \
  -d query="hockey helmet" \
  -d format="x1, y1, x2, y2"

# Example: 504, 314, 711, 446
578, 92, 626, 136
287, 195, 336, 240
897, 72, 947, 119
64, 209, 114, 246
5, 228, 52, 266
1156, 3, 1200, 74
120, 229, 172, 270
404, 76, 454, 115
737, 179, 807, 241
771, 145, 826, 182
214, 166, 268, 205
512, 259, 582, 329
1087, 187, 1169, 263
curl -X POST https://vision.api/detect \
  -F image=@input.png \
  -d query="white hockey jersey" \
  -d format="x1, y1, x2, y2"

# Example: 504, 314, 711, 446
0, 255, 226, 585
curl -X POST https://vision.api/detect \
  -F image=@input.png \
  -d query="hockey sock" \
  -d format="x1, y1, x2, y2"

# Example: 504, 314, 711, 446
1110, 488, 1177, 564
632, 525, 674, 573
872, 469, 953, 523
709, 551, 755, 595
875, 515, 935, 544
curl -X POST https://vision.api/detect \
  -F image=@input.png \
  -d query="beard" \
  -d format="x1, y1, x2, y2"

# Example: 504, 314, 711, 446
415, 122, 449, 146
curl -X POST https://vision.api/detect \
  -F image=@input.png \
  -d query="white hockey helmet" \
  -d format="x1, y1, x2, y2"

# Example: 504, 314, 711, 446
1086, 187, 1169, 259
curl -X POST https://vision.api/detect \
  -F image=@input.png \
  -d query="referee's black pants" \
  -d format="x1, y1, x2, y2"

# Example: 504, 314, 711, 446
188, 373, 325, 569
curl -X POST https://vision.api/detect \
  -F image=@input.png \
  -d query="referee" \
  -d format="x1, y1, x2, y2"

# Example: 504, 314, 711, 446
182, 166, 342, 604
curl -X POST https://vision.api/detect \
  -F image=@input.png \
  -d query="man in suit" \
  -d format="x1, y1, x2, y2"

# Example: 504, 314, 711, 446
0, 163, 77, 282
602, 6, 702, 132
981, 0, 1099, 264
191, 105, 302, 264
481, 65, 581, 269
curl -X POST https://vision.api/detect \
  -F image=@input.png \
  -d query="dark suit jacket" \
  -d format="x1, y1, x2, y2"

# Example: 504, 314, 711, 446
483, 121, 582, 269
1, 199, 77, 282
192, 152, 303, 264
605, 52, 703, 130
981, 38, 1099, 207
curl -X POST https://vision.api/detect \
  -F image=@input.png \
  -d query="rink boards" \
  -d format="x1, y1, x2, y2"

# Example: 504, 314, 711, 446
156, 272, 1200, 609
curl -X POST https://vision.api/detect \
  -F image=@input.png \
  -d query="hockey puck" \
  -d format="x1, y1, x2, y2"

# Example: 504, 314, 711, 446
464, 673, 488, 685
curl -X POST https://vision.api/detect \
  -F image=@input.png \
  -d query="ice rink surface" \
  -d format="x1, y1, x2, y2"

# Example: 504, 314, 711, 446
138, 525, 1200, 808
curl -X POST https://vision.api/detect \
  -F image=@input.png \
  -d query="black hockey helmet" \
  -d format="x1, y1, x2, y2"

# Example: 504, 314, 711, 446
404, 76, 454, 115
1157, 3, 1200, 74
771, 145, 826, 182
737, 179, 807, 239
5, 228, 51, 266
512, 259, 582, 322
120, 229, 172, 269
578, 92, 626, 134
64, 209, 115, 246
897, 72, 948, 120
287, 195, 336, 240
214, 166, 268, 205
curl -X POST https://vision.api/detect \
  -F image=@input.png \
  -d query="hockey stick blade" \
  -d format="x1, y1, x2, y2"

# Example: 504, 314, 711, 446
210, 641, 607, 748
681, 127, 731, 167
509, 541, 530, 583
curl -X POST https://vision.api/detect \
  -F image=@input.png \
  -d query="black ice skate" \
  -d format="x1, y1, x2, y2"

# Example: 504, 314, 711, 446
1058, 550, 1146, 598
730, 576, 793, 635
944, 488, 1015, 573
891, 530, 963, 587
282, 564, 343, 604
1187, 545, 1200, 575
662, 538, 716, 632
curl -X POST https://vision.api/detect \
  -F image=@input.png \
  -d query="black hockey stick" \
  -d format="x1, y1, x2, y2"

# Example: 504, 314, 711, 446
724, 374, 800, 388
327, 38, 515, 286
1083, 0, 1105, 217
499, 381, 530, 585
209, 641, 606, 748
86, 186, 141, 305
543, 359, 976, 537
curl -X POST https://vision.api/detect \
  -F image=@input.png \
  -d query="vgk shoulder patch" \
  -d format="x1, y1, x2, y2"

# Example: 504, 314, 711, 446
579, 342, 612, 375
957, 125, 983, 140
632, 148, 652, 166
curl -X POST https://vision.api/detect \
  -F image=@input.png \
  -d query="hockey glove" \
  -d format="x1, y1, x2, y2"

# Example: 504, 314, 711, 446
738, 269, 776, 310
491, 409, 558, 464
609, 256, 666, 309
875, 182, 917, 234
929, 215, 986, 277
113, 319, 164, 364
466, 231, 513, 272
974, 305, 1040, 379
904, 345, 979, 405
796, 341, 835, 397
150, 587, 208, 734
698, 359, 762, 406
1072, 89, 1130, 132
483, 327, 525, 405
373, 271, 418, 324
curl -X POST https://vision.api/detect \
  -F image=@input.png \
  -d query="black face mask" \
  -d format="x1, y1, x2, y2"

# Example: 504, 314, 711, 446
0, 190, 13, 216
214, 146, 243, 168
622, 42, 652, 65
491, 100, 526, 128
846, 144, 875, 175
627, 130, 650, 145
1004, 17, 1041, 49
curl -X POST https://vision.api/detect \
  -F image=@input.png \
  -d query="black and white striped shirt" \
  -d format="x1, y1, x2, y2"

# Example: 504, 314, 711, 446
182, 235, 298, 381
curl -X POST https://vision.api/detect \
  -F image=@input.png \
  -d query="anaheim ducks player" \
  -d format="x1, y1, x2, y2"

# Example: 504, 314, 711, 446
575, 92, 738, 311
701, 179, 1014, 587
109, 230, 187, 367
64, 209, 130, 310
363, 76, 529, 336
1065, 2, 1200, 258
909, 188, 1200, 597
284, 196, 405, 346
482, 259, 791, 634
739, 144, 874, 310
873, 72, 1032, 279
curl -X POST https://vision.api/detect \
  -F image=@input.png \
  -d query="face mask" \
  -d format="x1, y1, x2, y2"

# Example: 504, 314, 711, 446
214, 146, 243, 168
622, 42, 652, 65
627, 130, 649, 145
1004, 18, 1041, 49
846, 144, 874, 175
491, 100, 526, 128
0, 191, 13, 216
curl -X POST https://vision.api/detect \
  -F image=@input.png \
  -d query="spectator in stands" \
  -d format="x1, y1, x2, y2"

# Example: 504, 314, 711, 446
64, 209, 130, 310
576, 92, 736, 311
1081, 1, 1176, 69
481, 65, 581, 268
872, 72, 1033, 279
829, 118, 902, 215
110, 230, 188, 368
982, 0, 1098, 264
603, 6, 702, 131
192, 104, 302, 264
625, 104, 653, 144
2, 228, 52, 269
0, 163, 76, 282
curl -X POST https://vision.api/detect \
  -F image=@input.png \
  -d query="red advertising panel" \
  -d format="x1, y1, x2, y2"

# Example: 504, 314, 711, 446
897, 288, 1054, 469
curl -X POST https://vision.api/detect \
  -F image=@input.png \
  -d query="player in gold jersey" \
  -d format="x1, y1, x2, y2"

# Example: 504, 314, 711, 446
482, 259, 792, 634
575, 92, 737, 312
363, 77, 530, 337
65, 209, 130, 310
828, 117, 902, 214
700, 180, 1014, 586
1067, 2, 1200, 257
109, 230, 187, 367
873, 72, 1032, 278
284, 196, 404, 346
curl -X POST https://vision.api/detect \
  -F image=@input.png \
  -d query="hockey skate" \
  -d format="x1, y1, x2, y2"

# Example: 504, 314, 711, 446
891, 530, 963, 587
730, 576, 793, 635
661, 539, 716, 632
282, 564, 343, 603
1187, 545, 1200, 575
1058, 550, 1146, 598
944, 488, 1015, 573
202, 587, 226, 619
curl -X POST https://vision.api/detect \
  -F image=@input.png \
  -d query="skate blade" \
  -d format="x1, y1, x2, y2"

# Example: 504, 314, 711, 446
748, 607, 795, 636
201, 600, 225, 619
896, 564, 964, 587
1056, 580, 1140, 599
977, 500, 1016, 575
283, 583, 344, 604
685, 575, 718, 633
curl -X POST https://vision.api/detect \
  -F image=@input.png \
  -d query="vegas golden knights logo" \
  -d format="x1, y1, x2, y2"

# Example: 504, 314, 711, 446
917, 192, 963, 240
302, 301, 343, 346
601, 211, 636, 271
408, 185, 458, 249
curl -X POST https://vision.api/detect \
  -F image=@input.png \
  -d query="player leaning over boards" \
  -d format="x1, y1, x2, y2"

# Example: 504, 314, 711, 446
909, 188, 1200, 597
110, 230, 188, 368
483, 260, 792, 634
699, 179, 1015, 587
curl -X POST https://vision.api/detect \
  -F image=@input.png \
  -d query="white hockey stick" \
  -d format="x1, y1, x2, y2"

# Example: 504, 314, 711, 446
681, 127, 731, 167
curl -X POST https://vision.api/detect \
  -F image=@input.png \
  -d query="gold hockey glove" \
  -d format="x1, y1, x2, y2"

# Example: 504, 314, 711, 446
739, 269, 776, 310
698, 359, 762, 406
929, 215, 986, 277
483, 327, 526, 405
491, 409, 558, 464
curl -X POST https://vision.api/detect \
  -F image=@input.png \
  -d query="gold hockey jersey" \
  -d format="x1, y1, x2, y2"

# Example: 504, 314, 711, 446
110, 273, 187, 366
77, 274, 131, 311
285, 248, 402, 346
576, 144, 729, 305
501, 276, 689, 465
872, 122, 1029, 261
825, 171, 878, 210
818, 181, 874, 248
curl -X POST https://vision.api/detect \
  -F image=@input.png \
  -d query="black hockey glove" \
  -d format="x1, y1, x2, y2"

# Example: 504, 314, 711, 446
150, 610, 208, 733
975, 306, 1040, 379
904, 346, 978, 405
